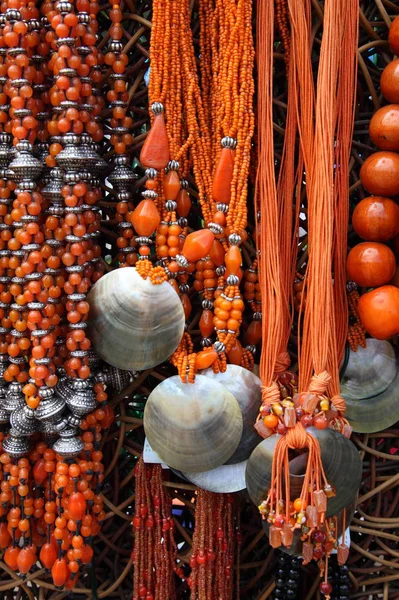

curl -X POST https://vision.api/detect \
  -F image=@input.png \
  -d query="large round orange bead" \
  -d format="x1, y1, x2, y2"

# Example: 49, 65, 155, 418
352, 196, 399, 242
360, 151, 399, 197
369, 105, 399, 151
346, 242, 396, 288
389, 16, 399, 56
381, 60, 399, 103
358, 285, 399, 340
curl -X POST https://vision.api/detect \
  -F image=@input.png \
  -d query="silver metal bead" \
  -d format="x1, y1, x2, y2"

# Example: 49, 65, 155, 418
228, 233, 241, 246
167, 160, 179, 171
2, 432, 31, 457
8, 146, 43, 182
151, 102, 164, 115
52, 428, 84, 458
176, 254, 189, 268
202, 299, 213, 309
66, 385, 96, 416
165, 200, 177, 212
179, 284, 189, 294
208, 223, 223, 235
0, 409, 9, 424
214, 341, 226, 354
346, 281, 357, 292
110, 41, 123, 52
178, 217, 188, 228
141, 190, 158, 199
200, 337, 213, 348
216, 266, 226, 277
180, 179, 188, 189
104, 365, 134, 393
221, 136, 237, 149
35, 395, 66, 422
68, 414, 81, 428
226, 275, 239, 285
145, 168, 158, 179
246, 344, 257, 355
253, 312, 262, 321
216, 203, 229, 213
10, 406, 37, 436
108, 163, 136, 190
3, 384, 25, 412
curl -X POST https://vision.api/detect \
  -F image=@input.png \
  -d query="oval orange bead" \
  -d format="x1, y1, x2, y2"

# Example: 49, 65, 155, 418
139, 113, 170, 170
17, 546, 36, 574
199, 309, 214, 337
209, 239, 225, 266
176, 189, 191, 217
164, 170, 180, 200
0, 521, 11, 549
195, 349, 217, 370
4, 546, 19, 570
40, 542, 57, 569
225, 246, 241, 275
212, 147, 235, 204
358, 285, 399, 340
246, 320, 262, 345
130, 200, 161, 237
52, 558, 69, 587
181, 293, 192, 319
227, 338, 243, 365
68, 492, 86, 521
182, 229, 214, 263
33, 457, 47, 485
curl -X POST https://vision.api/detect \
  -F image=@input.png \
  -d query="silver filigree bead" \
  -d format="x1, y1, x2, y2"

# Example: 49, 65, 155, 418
208, 223, 223, 235
176, 254, 189, 268
151, 102, 164, 115
221, 136, 237, 149
167, 160, 179, 171
108, 163, 136, 190
10, 406, 37, 436
215, 266, 226, 277
228, 233, 241, 246
145, 168, 158, 179
68, 414, 81, 428
3, 383, 25, 412
165, 200, 177, 212
214, 341, 226, 354
2, 432, 31, 457
66, 385, 96, 416
226, 275, 239, 285
35, 395, 66, 422
52, 427, 84, 458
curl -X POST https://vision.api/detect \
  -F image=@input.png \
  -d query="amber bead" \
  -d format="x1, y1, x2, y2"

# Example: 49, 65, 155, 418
212, 147, 235, 204
360, 151, 399, 197
199, 309, 214, 337
164, 170, 180, 200
369, 105, 399, 151
225, 245, 241, 275
176, 189, 191, 217
52, 558, 69, 587
130, 199, 161, 237
381, 60, 399, 104
139, 113, 170, 169
181, 229, 214, 263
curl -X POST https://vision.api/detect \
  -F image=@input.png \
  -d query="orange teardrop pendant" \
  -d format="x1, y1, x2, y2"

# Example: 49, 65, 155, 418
182, 229, 214, 263
131, 199, 161, 237
164, 170, 180, 200
227, 338, 243, 365
140, 112, 170, 170
212, 147, 235, 204
209, 239, 225, 266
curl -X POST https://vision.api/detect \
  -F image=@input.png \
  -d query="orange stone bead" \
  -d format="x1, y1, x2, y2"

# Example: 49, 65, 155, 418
176, 189, 191, 217
182, 229, 214, 263
164, 170, 180, 200
246, 320, 262, 345
195, 349, 217, 370
199, 309, 214, 337
209, 239, 225, 266
40, 542, 57, 569
17, 546, 36, 574
0, 522, 11, 549
68, 492, 86, 521
52, 558, 69, 587
4, 546, 19, 570
225, 245, 241, 275
139, 113, 170, 170
227, 338, 243, 365
212, 147, 235, 204
130, 200, 161, 237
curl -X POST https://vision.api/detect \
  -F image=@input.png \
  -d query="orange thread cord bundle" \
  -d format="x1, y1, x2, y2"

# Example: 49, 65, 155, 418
255, 0, 359, 593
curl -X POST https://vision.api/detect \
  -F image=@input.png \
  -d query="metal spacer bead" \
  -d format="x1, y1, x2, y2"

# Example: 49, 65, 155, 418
201, 337, 213, 348
346, 281, 357, 292
175, 254, 189, 268
221, 136, 237, 149
167, 160, 179, 171
228, 233, 241, 246
208, 223, 223, 235
179, 284, 189, 294
253, 312, 262, 321
165, 200, 177, 212
214, 341, 226, 354
141, 189, 158, 199
151, 102, 164, 116
246, 344, 256, 355
117, 191, 132, 201
180, 179, 188, 189
216, 203, 229, 213
178, 217, 188, 228
145, 168, 158, 179
227, 275, 239, 285
110, 41, 123, 52
135, 236, 152, 245
202, 299, 213, 309
215, 266, 226, 277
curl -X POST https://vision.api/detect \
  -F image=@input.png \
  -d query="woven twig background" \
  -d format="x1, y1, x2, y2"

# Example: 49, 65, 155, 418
0, 0, 397, 598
